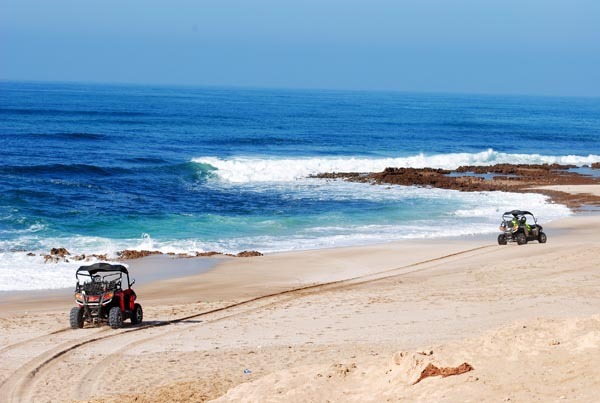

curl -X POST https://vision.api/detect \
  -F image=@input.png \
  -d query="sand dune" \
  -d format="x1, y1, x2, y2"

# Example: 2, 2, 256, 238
214, 315, 600, 403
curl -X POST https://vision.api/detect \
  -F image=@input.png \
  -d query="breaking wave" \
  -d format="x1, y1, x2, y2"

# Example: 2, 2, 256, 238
192, 149, 600, 183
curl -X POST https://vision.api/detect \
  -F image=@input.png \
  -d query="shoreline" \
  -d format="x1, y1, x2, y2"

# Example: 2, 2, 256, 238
2, 209, 596, 312
0, 254, 227, 305
1, 184, 600, 401
8, 163, 600, 265
3, 182, 599, 297
0, 204, 595, 312
0, 208, 567, 297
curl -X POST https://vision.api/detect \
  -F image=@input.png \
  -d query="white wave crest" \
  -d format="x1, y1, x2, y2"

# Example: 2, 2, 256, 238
192, 149, 600, 183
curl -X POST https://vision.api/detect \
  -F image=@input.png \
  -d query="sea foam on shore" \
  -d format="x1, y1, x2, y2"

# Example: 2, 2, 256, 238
0, 183, 571, 291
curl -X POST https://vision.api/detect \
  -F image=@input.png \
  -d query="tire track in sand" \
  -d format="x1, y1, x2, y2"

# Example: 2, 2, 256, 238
1, 244, 495, 402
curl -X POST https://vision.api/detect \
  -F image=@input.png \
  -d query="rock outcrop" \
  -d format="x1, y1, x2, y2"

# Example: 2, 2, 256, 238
236, 250, 263, 257
314, 163, 600, 208
117, 250, 164, 260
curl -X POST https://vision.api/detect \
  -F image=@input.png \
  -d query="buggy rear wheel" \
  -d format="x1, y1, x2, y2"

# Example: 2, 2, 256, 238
497, 234, 507, 245
108, 306, 123, 329
131, 303, 143, 325
538, 232, 547, 243
70, 306, 84, 329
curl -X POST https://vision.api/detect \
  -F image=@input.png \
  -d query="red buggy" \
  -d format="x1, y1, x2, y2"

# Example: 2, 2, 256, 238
70, 263, 143, 329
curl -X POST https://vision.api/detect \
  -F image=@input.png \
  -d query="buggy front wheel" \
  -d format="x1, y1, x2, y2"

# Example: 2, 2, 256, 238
516, 233, 527, 245
108, 306, 123, 329
497, 234, 507, 245
70, 306, 84, 329
131, 303, 143, 325
538, 232, 547, 243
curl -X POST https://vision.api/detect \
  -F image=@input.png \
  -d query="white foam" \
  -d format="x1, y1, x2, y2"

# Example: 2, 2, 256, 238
0, 182, 572, 291
193, 150, 600, 183
222, 190, 570, 253
0, 253, 124, 292
0, 234, 209, 291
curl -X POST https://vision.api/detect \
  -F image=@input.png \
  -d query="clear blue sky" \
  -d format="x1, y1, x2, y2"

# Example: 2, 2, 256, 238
1, 0, 599, 96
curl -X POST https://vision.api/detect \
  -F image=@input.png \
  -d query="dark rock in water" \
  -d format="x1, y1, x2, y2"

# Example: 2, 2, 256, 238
592, 162, 600, 169
455, 163, 574, 175
27, 252, 36, 256
117, 250, 163, 260
44, 247, 72, 263
167, 252, 191, 258
72, 253, 109, 262
311, 172, 363, 179
236, 250, 263, 257
195, 251, 224, 257
367, 167, 455, 188
44, 255, 62, 263
50, 247, 70, 256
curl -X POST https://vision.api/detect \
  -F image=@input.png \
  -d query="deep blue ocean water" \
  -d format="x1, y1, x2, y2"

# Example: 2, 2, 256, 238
1, 81, 599, 290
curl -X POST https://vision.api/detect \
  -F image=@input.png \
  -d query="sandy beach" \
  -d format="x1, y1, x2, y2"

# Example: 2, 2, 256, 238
4, 1, 600, 401
1, 185, 600, 402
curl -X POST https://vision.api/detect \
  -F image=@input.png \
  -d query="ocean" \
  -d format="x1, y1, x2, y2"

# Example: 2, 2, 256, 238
1, 81, 600, 291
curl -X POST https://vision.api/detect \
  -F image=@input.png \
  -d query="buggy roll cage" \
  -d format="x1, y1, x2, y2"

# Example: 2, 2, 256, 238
502, 210, 538, 224
75, 263, 135, 289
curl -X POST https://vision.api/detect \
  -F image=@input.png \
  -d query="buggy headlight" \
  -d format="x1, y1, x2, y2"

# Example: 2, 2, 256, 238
75, 292, 84, 302
101, 292, 114, 304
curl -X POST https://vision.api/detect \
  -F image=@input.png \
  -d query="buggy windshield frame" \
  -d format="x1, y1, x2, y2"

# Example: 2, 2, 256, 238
75, 263, 132, 288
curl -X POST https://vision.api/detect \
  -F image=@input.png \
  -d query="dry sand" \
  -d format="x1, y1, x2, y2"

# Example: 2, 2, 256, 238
532, 184, 600, 196
1, 185, 600, 402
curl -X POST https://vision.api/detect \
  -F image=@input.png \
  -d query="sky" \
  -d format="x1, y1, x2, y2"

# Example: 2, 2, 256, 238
1, 0, 599, 96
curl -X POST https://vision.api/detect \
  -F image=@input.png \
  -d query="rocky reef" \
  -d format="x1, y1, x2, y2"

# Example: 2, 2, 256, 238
33, 248, 263, 264
313, 163, 600, 208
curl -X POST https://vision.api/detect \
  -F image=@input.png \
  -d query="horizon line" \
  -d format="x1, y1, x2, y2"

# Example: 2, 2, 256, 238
2, 78, 599, 100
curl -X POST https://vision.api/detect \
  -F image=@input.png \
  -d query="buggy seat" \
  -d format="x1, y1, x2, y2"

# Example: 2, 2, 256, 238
81, 279, 121, 294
